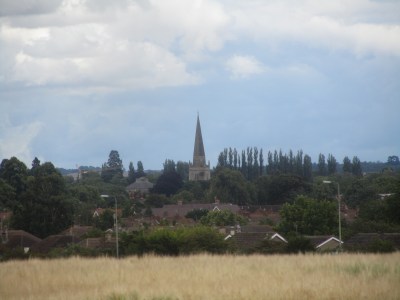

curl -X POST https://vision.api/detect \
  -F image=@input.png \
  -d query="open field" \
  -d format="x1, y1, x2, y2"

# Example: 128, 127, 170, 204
1, 253, 400, 300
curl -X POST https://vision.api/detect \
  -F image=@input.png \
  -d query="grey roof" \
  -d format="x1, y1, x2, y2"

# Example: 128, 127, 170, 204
126, 177, 154, 191
1, 230, 42, 248
152, 203, 240, 218
31, 235, 76, 254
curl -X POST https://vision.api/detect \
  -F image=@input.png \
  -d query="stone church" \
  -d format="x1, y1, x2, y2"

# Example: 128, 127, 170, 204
189, 115, 211, 181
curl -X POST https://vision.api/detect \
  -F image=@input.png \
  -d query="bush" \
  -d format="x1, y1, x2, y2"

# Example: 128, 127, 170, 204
367, 239, 395, 253
286, 236, 315, 254
119, 227, 228, 256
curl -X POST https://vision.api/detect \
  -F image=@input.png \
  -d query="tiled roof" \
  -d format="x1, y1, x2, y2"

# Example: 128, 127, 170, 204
61, 225, 94, 238
152, 203, 240, 218
31, 235, 75, 254
1, 230, 41, 248
126, 177, 154, 191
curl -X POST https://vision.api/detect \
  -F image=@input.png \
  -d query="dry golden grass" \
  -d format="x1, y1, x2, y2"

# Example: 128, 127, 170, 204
1, 253, 399, 300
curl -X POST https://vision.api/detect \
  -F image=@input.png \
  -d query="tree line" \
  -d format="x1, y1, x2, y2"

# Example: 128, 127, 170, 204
217, 147, 364, 181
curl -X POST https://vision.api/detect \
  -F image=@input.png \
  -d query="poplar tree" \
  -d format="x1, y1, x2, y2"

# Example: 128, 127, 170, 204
303, 154, 313, 182
317, 153, 326, 176
352, 156, 362, 176
343, 156, 352, 173
327, 154, 337, 175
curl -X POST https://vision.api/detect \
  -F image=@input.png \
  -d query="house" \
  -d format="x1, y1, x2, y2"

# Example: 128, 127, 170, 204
306, 236, 343, 252
1, 230, 42, 253
126, 177, 154, 198
225, 225, 287, 252
78, 237, 116, 250
30, 235, 76, 254
61, 225, 94, 239
151, 201, 240, 219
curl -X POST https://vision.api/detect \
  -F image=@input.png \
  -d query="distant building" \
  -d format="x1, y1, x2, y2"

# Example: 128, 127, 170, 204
189, 114, 210, 181
126, 177, 154, 198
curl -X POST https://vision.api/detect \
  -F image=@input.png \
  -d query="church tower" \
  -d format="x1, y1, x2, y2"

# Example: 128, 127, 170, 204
189, 114, 211, 181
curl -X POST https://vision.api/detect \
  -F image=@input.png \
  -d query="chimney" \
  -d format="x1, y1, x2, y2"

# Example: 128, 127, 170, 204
177, 200, 183, 206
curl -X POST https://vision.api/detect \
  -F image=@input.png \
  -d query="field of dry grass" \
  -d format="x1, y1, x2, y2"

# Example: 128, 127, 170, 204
1, 253, 399, 300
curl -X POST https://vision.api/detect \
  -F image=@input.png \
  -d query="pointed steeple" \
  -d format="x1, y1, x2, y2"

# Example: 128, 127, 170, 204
193, 114, 205, 164
189, 114, 210, 181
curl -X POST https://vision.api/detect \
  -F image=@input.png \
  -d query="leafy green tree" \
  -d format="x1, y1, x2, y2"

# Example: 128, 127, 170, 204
256, 174, 307, 205
317, 154, 326, 176
163, 159, 176, 173
101, 150, 123, 182
387, 155, 400, 165
136, 161, 145, 178
343, 156, 352, 173
352, 156, 362, 176
176, 161, 189, 181
286, 236, 315, 253
153, 171, 183, 197
200, 210, 247, 226
185, 208, 209, 221
303, 154, 313, 182
12, 162, 73, 238
210, 168, 250, 205
0, 157, 28, 194
127, 162, 136, 184
120, 227, 227, 256
344, 178, 376, 208
278, 196, 337, 235
93, 209, 115, 230
30, 157, 41, 175
259, 148, 264, 176
327, 154, 337, 175
0, 179, 16, 209
144, 194, 169, 208
386, 183, 400, 224
178, 226, 227, 254
172, 190, 194, 203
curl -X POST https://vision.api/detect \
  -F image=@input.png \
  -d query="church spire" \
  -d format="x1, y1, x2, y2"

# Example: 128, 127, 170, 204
189, 114, 210, 181
193, 114, 205, 162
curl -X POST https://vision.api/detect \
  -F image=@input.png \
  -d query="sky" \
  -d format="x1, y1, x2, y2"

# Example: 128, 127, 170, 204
0, 0, 399, 170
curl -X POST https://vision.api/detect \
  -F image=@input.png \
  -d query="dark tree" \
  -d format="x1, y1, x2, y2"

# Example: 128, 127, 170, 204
343, 156, 352, 173
101, 150, 123, 182
127, 162, 136, 184
352, 156, 362, 176
259, 148, 264, 176
163, 159, 176, 173
327, 154, 337, 175
0, 157, 28, 194
387, 156, 400, 165
278, 196, 337, 235
176, 161, 189, 181
233, 148, 238, 170
303, 154, 313, 182
136, 161, 145, 178
12, 162, 73, 238
317, 154, 326, 176
32, 157, 41, 168
153, 171, 183, 197
211, 168, 250, 205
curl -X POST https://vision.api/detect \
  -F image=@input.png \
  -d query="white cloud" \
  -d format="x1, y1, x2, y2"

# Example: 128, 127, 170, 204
0, 0, 399, 93
0, 116, 43, 165
229, 0, 400, 57
226, 55, 265, 79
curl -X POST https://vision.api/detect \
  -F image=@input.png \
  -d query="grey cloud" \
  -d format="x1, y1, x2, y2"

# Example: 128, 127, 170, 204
0, 0, 63, 16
